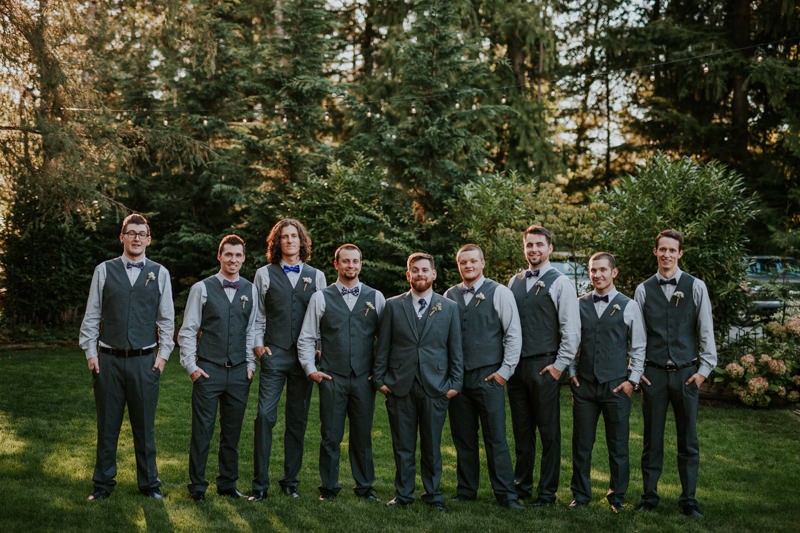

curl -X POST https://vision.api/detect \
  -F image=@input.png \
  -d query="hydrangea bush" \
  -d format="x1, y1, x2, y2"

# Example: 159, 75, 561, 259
717, 318, 800, 407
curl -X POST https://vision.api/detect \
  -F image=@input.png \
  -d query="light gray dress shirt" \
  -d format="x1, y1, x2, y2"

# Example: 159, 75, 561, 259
507, 262, 581, 373
457, 276, 522, 381
252, 262, 327, 347
634, 268, 717, 378
296, 281, 386, 376
178, 273, 258, 375
79, 255, 175, 361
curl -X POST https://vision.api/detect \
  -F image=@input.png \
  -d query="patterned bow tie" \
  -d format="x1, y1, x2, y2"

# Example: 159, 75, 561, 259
418, 299, 428, 312
461, 286, 476, 294
222, 279, 240, 290
658, 278, 677, 285
127, 261, 144, 269
525, 269, 540, 278
341, 286, 360, 297
593, 294, 609, 303
283, 264, 301, 274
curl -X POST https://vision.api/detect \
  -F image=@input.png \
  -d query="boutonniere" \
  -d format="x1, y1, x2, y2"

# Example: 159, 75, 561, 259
241, 295, 249, 309
364, 301, 375, 317
428, 301, 443, 317
535, 280, 546, 295
673, 290, 684, 307
474, 292, 486, 307
145, 271, 156, 287
302, 276, 312, 291
610, 303, 621, 316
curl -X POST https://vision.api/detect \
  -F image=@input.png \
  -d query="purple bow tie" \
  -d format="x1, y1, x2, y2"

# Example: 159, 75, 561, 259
341, 286, 360, 297
222, 279, 240, 290
127, 261, 144, 269
461, 286, 476, 294
525, 269, 540, 278
593, 294, 609, 303
283, 264, 301, 274
658, 278, 677, 285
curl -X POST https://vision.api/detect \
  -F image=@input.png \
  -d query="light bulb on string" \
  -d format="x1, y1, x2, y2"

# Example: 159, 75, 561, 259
202, 119, 208, 126
324, 111, 330, 122
282, 115, 288, 124
454, 101, 461, 110
411, 103, 417, 115
366, 110, 372, 118
163, 119, 169, 126
501, 94, 508, 105
702, 63, 709, 74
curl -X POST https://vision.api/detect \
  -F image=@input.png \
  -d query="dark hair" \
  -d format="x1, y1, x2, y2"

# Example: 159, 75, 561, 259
218, 234, 246, 256
334, 243, 362, 262
655, 229, 684, 250
121, 213, 149, 235
266, 218, 312, 264
589, 251, 617, 270
456, 243, 484, 261
407, 252, 435, 271
523, 225, 553, 246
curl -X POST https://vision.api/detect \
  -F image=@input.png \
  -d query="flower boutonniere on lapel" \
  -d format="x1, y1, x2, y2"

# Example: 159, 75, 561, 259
428, 301, 443, 317
610, 303, 621, 317
474, 292, 486, 307
673, 290, 684, 307
145, 271, 156, 287
241, 295, 249, 310
535, 280, 546, 295
302, 276, 312, 291
364, 301, 375, 317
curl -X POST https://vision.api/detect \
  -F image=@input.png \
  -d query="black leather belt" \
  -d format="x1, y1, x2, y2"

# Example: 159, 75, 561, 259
530, 352, 558, 359
99, 347, 154, 357
646, 360, 697, 372
198, 358, 245, 369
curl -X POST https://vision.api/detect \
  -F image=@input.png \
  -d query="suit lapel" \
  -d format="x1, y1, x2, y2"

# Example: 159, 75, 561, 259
401, 292, 420, 341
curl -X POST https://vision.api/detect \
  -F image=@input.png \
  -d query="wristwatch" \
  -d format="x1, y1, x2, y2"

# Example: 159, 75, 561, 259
628, 380, 640, 392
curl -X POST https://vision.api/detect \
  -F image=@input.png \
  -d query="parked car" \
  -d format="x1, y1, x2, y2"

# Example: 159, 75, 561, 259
741, 255, 800, 323
550, 252, 592, 295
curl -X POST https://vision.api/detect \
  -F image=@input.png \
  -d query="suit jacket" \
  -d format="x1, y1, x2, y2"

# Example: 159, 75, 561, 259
373, 291, 463, 397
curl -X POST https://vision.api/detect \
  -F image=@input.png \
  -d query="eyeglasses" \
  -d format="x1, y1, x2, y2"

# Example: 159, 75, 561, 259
123, 231, 150, 239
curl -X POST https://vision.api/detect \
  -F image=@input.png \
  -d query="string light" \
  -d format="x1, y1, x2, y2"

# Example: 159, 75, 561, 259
702, 63, 709, 74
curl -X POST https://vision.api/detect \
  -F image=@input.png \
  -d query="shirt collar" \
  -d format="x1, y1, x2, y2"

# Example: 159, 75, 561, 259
462, 276, 485, 292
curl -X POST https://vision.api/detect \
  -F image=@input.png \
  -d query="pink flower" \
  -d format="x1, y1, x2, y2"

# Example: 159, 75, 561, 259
759, 353, 772, 364
793, 375, 800, 387
788, 390, 800, 403
747, 376, 769, 395
776, 386, 787, 398
725, 362, 745, 379
740, 353, 756, 365
768, 359, 788, 375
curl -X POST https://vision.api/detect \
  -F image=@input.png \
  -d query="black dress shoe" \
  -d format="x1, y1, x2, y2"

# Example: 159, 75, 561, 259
358, 492, 380, 502
568, 499, 588, 510
635, 502, 657, 512
281, 486, 300, 498
450, 495, 476, 502
319, 493, 336, 501
248, 490, 267, 502
428, 502, 448, 513
681, 506, 704, 518
530, 498, 554, 507
385, 497, 411, 508
142, 488, 163, 501
189, 492, 205, 502
218, 488, 244, 498
87, 490, 110, 502
501, 499, 524, 510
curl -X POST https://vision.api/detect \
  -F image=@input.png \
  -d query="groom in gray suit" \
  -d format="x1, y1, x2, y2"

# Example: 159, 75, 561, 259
373, 252, 463, 513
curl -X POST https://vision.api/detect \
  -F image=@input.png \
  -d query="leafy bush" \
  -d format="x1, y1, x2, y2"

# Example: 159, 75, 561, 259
595, 153, 758, 335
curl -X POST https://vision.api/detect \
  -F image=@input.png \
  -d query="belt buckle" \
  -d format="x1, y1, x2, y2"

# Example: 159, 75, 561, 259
224, 361, 233, 368
664, 362, 678, 372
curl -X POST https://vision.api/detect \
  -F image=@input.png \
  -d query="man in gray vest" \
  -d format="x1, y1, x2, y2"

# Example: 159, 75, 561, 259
249, 218, 326, 501
444, 244, 522, 510
79, 213, 175, 502
178, 235, 257, 501
297, 244, 385, 502
374, 252, 463, 513
569, 252, 646, 513
634, 230, 716, 519
507, 225, 580, 506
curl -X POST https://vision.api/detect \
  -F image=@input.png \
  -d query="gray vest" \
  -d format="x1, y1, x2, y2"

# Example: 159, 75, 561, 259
511, 268, 562, 357
445, 280, 504, 370
578, 293, 629, 383
642, 273, 698, 365
99, 258, 161, 349
319, 284, 380, 377
264, 263, 320, 349
197, 277, 253, 365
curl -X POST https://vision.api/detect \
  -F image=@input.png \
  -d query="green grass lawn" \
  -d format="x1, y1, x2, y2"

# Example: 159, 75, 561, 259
1, 348, 798, 532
